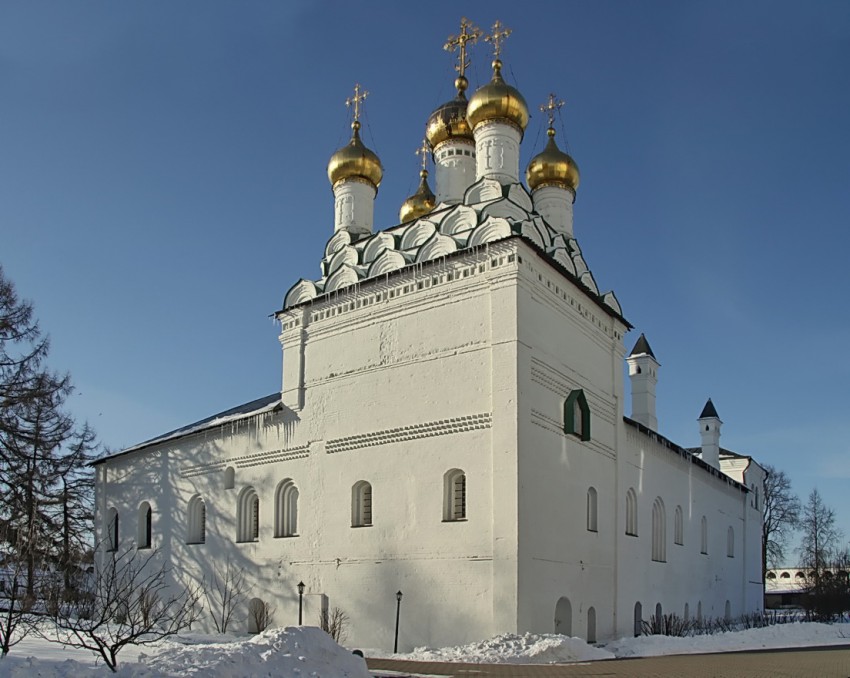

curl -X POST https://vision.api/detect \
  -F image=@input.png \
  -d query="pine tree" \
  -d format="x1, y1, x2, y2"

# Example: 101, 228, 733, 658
0, 266, 97, 596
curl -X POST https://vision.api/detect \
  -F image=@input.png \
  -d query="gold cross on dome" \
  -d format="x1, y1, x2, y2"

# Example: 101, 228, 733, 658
540, 93, 565, 128
483, 20, 511, 59
345, 83, 369, 122
415, 138, 430, 171
444, 17, 481, 77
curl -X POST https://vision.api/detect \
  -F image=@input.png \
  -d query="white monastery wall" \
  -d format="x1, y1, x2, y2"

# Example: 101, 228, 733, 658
511, 242, 627, 642
97, 243, 528, 651
94, 240, 763, 650
616, 424, 755, 635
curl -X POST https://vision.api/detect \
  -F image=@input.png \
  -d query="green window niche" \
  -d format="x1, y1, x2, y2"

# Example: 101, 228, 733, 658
564, 389, 591, 441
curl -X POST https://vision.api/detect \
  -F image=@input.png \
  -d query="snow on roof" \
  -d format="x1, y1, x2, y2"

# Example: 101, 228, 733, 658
92, 393, 282, 465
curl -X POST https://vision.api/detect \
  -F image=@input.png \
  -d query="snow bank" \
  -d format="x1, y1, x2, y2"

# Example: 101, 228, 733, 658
606, 621, 850, 657
374, 632, 614, 664
0, 626, 370, 678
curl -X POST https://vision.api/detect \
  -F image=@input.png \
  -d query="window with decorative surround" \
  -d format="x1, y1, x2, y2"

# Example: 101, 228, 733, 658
443, 469, 467, 521
237, 487, 260, 542
275, 479, 299, 537
586, 487, 598, 532
137, 502, 152, 549
352, 481, 373, 527
626, 488, 638, 536
564, 389, 591, 441
187, 495, 206, 544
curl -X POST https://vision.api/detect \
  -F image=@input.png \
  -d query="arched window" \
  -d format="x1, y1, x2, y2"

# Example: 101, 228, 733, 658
724, 600, 731, 621
727, 526, 735, 557
274, 479, 299, 537
674, 505, 683, 545
564, 389, 591, 441
795, 571, 806, 580
586, 606, 597, 643
684, 603, 690, 621
652, 497, 666, 562
655, 603, 663, 627
237, 486, 259, 542
625, 488, 638, 536
351, 481, 372, 527
137, 502, 152, 549
586, 487, 598, 532
187, 495, 206, 544
443, 469, 467, 521
697, 601, 703, 623
766, 571, 777, 580
106, 507, 119, 552
700, 515, 708, 554
224, 466, 235, 490
780, 571, 791, 579
633, 602, 642, 637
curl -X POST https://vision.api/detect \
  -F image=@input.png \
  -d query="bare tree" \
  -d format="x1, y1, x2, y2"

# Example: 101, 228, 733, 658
248, 598, 275, 634
799, 488, 842, 579
204, 558, 251, 634
319, 606, 350, 644
798, 488, 844, 619
762, 465, 800, 576
47, 547, 202, 672
0, 556, 35, 656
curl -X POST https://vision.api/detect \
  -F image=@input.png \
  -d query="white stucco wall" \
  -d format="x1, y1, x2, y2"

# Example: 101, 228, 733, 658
94, 237, 763, 651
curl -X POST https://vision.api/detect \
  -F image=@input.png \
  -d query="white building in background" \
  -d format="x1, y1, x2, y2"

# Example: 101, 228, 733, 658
93, 20, 765, 650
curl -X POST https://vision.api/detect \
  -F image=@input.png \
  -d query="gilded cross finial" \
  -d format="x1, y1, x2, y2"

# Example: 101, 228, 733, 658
415, 138, 430, 171
483, 20, 511, 59
345, 83, 369, 123
444, 17, 482, 78
540, 93, 565, 128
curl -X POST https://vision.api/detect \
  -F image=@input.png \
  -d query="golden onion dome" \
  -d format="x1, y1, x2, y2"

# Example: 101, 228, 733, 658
399, 169, 436, 223
526, 127, 580, 193
327, 121, 383, 189
425, 76, 474, 149
467, 59, 529, 133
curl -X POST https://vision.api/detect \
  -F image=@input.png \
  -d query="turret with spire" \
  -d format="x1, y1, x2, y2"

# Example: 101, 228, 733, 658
426, 18, 480, 205
327, 84, 383, 238
466, 21, 529, 184
626, 333, 660, 431
526, 94, 580, 237
698, 398, 722, 470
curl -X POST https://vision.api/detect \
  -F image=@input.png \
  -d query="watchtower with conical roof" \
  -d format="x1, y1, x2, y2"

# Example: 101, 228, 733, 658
626, 333, 660, 430
698, 398, 722, 469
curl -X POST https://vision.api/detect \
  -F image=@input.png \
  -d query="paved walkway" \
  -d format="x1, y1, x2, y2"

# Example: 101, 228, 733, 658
368, 645, 850, 677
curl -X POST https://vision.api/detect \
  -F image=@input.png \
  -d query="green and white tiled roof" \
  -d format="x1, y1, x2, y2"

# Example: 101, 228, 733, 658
283, 176, 623, 318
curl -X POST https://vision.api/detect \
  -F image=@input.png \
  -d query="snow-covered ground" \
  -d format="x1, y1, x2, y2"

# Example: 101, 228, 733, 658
0, 622, 847, 677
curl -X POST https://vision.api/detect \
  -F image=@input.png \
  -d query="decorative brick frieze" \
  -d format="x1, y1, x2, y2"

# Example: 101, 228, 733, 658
326, 413, 492, 454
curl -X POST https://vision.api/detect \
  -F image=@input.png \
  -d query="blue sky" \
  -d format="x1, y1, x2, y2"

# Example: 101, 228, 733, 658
2, 1, 849, 560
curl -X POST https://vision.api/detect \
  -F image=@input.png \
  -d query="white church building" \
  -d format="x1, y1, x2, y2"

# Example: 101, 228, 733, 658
93, 21, 766, 650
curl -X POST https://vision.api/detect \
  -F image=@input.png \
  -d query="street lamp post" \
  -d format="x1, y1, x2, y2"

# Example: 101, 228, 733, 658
394, 590, 403, 653
297, 581, 305, 625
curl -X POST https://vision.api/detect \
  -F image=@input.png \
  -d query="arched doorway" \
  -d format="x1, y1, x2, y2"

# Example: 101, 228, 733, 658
586, 606, 597, 643
633, 601, 642, 637
247, 597, 265, 634
554, 596, 572, 636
